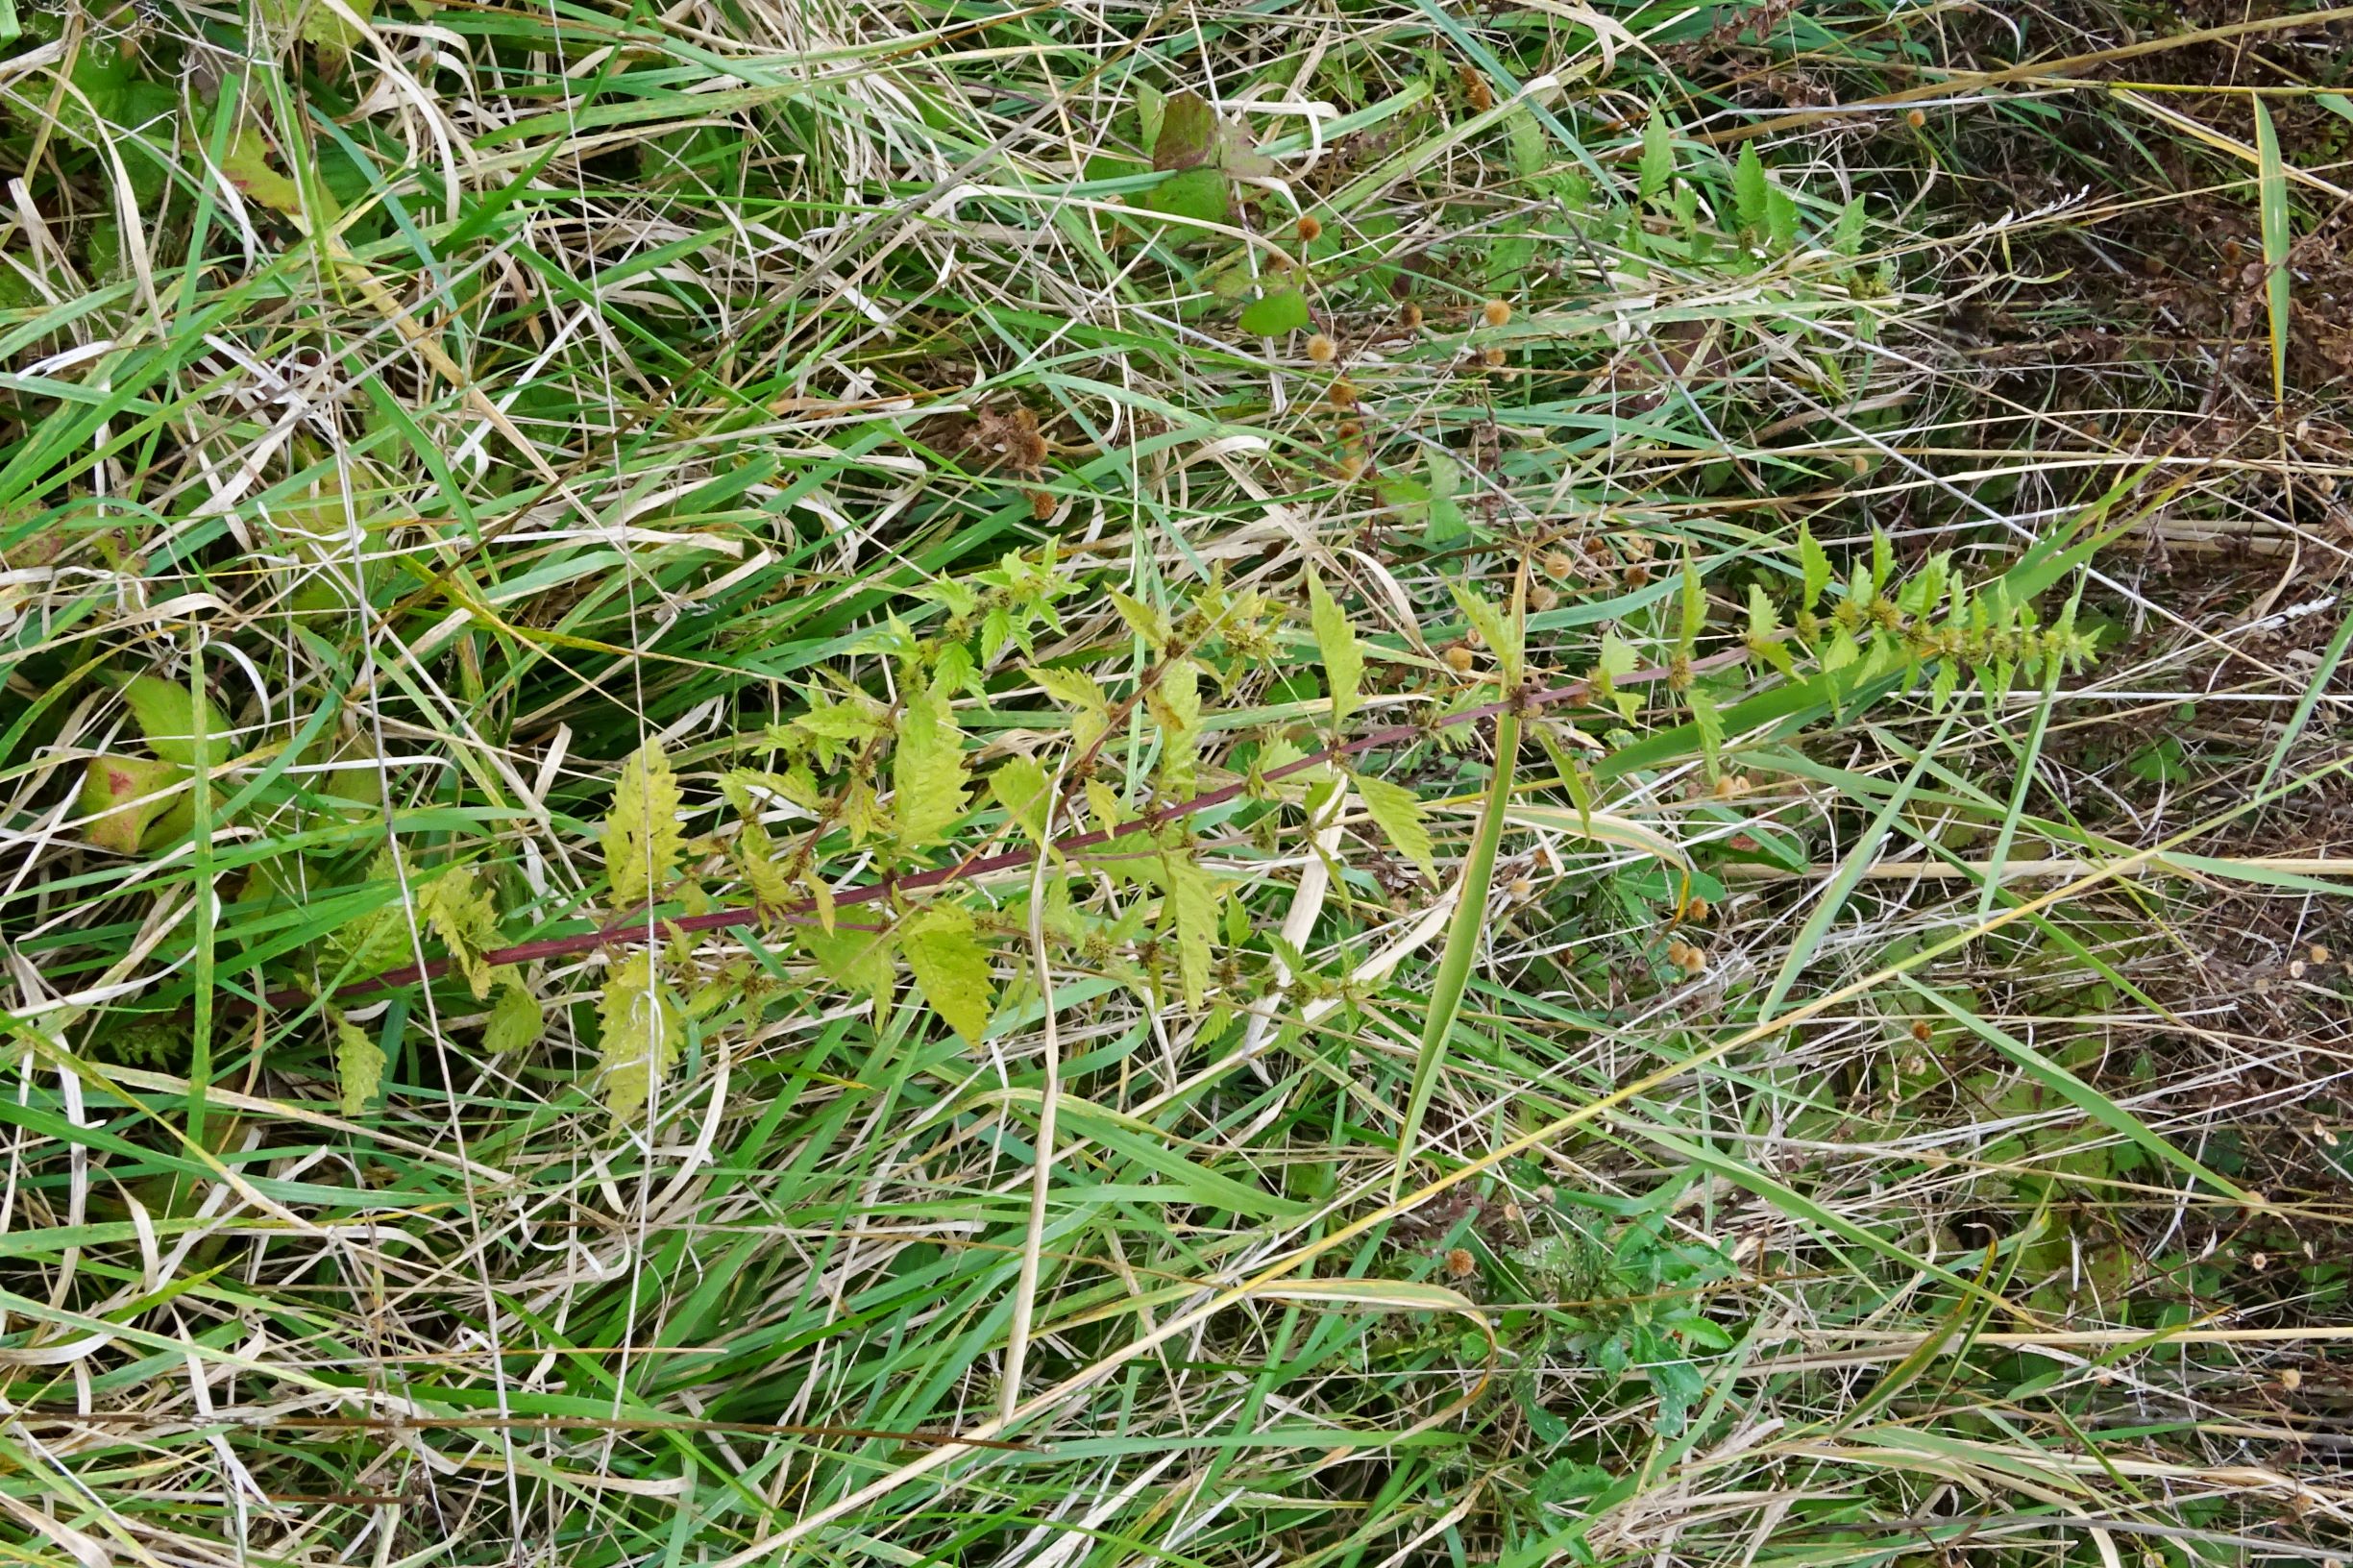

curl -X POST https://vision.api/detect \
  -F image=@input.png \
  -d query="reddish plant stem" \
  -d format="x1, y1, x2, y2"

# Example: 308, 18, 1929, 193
273, 649, 1745, 1012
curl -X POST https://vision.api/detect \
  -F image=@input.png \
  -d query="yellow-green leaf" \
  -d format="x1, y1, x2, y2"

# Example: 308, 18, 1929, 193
420, 865, 502, 1001
114, 674, 232, 768
1307, 568, 1361, 727
1355, 772, 1436, 883
893, 682, 968, 847
1163, 854, 1221, 1011
993, 755, 1054, 845
804, 924, 893, 1008
901, 904, 995, 1045
602, 741, 685, 908
597, 951, 681, 1122
334, 1017, 382, 1116
219, 126, 306, 216
77, 755, 184, 856
484, 977, 542, 1055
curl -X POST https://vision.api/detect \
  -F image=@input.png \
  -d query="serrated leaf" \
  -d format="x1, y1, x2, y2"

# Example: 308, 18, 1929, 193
1733, 142, 1767, 235
1688, 687, 1724, 777
1871, 527, 1894, 594
1356, 772, 1436, 883
901, 904, 995, 1045
484, 978, 542, 1055
893, 682, 968, 848
722, 773, 795, 910
1238, 287, 1311, 336
1798, 524, 1830, 608
1162, 854, 1221, 1011
1638, 109, 1674, 200
1678, 554, 1705, 657
1832, 194, 1867, 256
993, 755, 1054, 845
1308, 567, 1363, 727
1450, 584, 1519, 682
1152, 655, 1203, 787
1153, 88, 1216, 170
598, 951, 681, 1122
334, 1017, 383, 1116
420, 865, 502, 1000
1596, 630, 1641, 722
114, 674, 232, 768
1028, 663, 1112, 750
78, 755, 184, 855
602, 742, 685, 908
1765, 184, 1798, 252
804, 924, 893, 1007
1107, 587, 1171, 649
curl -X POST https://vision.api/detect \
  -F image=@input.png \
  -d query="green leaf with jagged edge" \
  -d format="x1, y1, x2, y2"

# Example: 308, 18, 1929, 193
1733, 142, 1767, 237
1355, 772, 1436, 884
1638, 109, 1673, 200
334, 1017, 382, 1117
598, 951, 681, 1122
484, 977, 542, 1055
1307, 567, 1363, 728
805, 923, 894, 1009
719, 772, 795, 909
1798, 523, 1831, 609
602, 741, 685, 909
1238, 287, 1311, 336
893, 680, 968, 848
901, 904, 994, 1045
1161, 853, 1221, 1011
420, 864, 501, 1000
992, 755, 1054, 845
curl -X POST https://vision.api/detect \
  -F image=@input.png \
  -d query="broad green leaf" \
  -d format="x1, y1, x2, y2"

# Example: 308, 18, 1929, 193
602, 742, 685, 907
1107, 587, 1170, 649
219, 126, 305, 216
1356, 772, 1436, 883
1448, 584, 1518, 683
1733, 142, 1767, 235
484, 978, 543, 1055
805, 925, 892, 1007
77, 755, 183, 856
420, 865, 502, 1001
1153, 88, 1216, 170
893, 682, 968, 848
598, 951, 681, 1122
1238, 287, 1311, 336
1162, 854, 1221, 1010
1139, 166, 1230, 228
1798, 523, 1830, 608
114, 674, 231, 768
901, 904, 995, 1045
334, 1017, 382, 1117
1307, 567, 1362, 726
992, 755, 1054, 845
1638, 109, 1673, 200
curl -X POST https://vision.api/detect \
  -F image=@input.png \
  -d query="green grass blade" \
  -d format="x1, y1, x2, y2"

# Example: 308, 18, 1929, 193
1393, 709, 1518, 1197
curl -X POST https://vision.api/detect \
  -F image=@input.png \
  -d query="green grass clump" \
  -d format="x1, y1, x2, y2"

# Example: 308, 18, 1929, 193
2, 2, 2349, 1563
